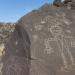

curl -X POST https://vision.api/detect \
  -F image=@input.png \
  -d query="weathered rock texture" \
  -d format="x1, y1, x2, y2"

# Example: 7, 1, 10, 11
0, 24, 15, 44
2, 0, 75, 75
0, 24, 15, 75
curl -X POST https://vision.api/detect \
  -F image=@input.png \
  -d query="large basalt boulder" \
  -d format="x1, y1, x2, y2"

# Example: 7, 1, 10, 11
53, 0, 62, 7
53, 0, 75, 9
1, 2, 75, 75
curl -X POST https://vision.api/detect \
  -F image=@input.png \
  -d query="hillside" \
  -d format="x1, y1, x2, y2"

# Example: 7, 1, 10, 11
0, 23, 15, 58
0, 23, 15, 44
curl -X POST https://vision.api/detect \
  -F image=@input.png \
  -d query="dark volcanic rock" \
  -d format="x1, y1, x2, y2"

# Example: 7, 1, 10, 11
2, 25, 31, 75
2, 1, 75, 75
53, 0, 62, 7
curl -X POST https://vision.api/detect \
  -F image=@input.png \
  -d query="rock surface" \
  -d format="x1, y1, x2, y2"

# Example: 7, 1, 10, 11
2, 1, 75, 75
0, 24, 15, 75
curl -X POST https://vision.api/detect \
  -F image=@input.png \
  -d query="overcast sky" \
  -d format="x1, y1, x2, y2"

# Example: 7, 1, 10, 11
0, 0, 54, 22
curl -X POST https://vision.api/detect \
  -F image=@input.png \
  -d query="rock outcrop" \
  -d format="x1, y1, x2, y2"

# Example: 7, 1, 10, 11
53, 0, 62, 7
2, 0, 75, 75
53, 0, 75, 9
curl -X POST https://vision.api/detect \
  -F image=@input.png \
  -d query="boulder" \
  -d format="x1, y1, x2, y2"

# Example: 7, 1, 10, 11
1, 1, 75, 75
53, 0, 62, 7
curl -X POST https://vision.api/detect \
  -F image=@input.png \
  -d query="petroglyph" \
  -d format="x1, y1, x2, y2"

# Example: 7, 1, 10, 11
49, 25, 62, 36
34, 24, 43, 31
60, 37, 75, 72
70, 38, 75, 48
23, 13, 75, 72
40, 20, 46, 24
43, 20, 75, 72
44, 38, 54, 54
42, 15, 59, 26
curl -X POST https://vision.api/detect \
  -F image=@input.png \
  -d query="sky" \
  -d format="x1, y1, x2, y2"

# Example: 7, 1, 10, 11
0, 0, 54, 22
